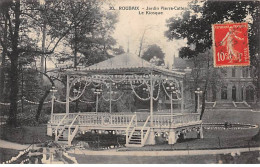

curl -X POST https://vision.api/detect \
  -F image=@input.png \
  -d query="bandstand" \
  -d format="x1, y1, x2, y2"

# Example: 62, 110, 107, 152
47, 53, 203, 147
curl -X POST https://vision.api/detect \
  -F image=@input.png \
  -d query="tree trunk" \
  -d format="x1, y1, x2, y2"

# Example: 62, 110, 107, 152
193, 57, 199, 113
36, 89, 50, 122
194, 91, 198, 113
36, 72, 55, 122
7, 0, 21, 127
256, 65, 260, 102
200, 80, 208, 120
200, 52, 210, 120
8, 56, 19, 127
40, 22, 46, 80
0, 56, 6, 99
138, 29, 147, 57
0, 14, 8, 99
74, 26, 78, 68
212, 84, 217, 101
75, 100, 79, 112
0, 51, 6, 100
74, 47, 77, 68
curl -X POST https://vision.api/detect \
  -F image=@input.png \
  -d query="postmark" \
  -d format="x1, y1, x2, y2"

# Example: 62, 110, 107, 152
212, 22, 250, 67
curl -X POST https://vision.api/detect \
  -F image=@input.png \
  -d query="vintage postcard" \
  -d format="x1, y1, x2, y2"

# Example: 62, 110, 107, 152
0, 0, 259, 165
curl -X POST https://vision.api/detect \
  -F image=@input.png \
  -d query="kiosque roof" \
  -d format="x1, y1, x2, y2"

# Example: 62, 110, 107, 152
66, 52, 185, 77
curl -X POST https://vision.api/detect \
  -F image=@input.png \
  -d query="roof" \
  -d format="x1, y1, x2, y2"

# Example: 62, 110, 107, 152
87, 52, 152, 70
66, 52, 185, 78
173, 57, 193, 69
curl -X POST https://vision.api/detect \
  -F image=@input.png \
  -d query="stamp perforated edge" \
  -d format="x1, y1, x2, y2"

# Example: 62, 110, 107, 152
212, 22, 250, 68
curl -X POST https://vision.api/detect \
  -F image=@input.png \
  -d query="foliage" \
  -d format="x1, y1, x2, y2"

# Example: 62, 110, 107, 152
44, 0, 119, 67
165, 0, 260, 117
116, 92, 136, 113
75, 132, 125, 149
20, 69, 49, 101
165, 0, 260, 98
0, 0, 119, 126
0, 148, 19, 164
165, 0, 259, 58
0, 125, 52, 144
112, 45, 125, 55
17, 108, 50, 126
97, 90, 136, 113
142, 44, 165, 66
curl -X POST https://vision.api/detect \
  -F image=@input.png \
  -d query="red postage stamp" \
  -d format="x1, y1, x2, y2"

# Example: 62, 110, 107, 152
212, 22, 250, 67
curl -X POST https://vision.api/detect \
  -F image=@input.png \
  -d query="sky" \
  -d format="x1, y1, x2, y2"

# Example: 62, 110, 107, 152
45, 0, 191, 69
107, 0, 190, 67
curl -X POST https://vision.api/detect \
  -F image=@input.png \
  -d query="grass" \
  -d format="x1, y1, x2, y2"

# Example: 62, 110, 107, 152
202, 108, 260, 125
0, 124, 51, 144
0, 109, 259, 148
69, 151, 260, 164
68, 154, 219, 164
0, 148, 19, 163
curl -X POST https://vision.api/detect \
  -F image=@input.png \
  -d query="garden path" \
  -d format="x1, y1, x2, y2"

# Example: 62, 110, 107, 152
0, 139, 29, 150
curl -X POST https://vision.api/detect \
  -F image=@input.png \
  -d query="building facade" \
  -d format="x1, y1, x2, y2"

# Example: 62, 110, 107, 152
172, 57, 256, 104
209, 67, 256, 102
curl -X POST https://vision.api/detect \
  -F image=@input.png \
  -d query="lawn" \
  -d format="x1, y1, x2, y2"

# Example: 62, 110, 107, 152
69, 151, 260, 164
0, 148, 19, 163
0, 124, 51, 144
202, 108, 260, 125
0, 109, 259, 149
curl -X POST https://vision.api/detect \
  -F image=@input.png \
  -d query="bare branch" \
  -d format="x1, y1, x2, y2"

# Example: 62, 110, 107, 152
5, 11, 13, 41
20, 12, 42, 27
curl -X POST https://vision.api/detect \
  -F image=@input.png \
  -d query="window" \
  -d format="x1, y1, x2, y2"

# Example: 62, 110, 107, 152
241, 88, 244, 101
246, 86, 254, 101
232, 68, 236, 77
221, 86, 227, 100
250, 68, 254, 78
243, 67, 249, 78
232, 85, 236, 101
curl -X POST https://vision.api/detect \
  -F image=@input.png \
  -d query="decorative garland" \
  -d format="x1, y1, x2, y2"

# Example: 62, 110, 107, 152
132, 80, 146, 88
55, 99, 67, 104
91, 81, 103, 87
79, 99, 95, 104
0, 76, 178, 106
0, 99, 52, 106
2, 144, 32, 164
0, 102, 11, 105
55, 98, 95, 104
101, 92, 125, 102
107, 75, 128, 83
130, 80, 150, 101
161, 82, 182, 101
69, 79, 90, 101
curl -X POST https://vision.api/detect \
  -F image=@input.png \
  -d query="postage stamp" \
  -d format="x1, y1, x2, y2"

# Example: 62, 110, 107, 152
212, 22, 250, 67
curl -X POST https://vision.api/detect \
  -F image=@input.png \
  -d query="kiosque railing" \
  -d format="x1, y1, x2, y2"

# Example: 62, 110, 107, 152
52, 112, 201, 128
52, 112, 135, 126
153, 113, 201, 127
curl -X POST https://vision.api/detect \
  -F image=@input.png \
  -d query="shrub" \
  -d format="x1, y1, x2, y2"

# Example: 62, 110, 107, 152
17, 109, 50, 126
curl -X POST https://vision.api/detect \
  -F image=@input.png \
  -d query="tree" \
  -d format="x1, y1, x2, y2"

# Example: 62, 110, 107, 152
48, 1, 118, 67
0, 0, 25, 126
142, 44, 165, 66
50, 0, 105, 68
76, 10, 118, 67
0, 8, 8, 99
0, 0, 120, 126
137, 25, 158, 57
112, 45, 125, 55
165, 0, 260, 119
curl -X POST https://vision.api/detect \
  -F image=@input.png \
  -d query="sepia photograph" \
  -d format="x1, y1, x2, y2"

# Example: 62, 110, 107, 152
0, 0, 260, 164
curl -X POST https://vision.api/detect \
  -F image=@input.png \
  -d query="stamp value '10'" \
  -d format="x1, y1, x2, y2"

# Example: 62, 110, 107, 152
212, 22, 250, 67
